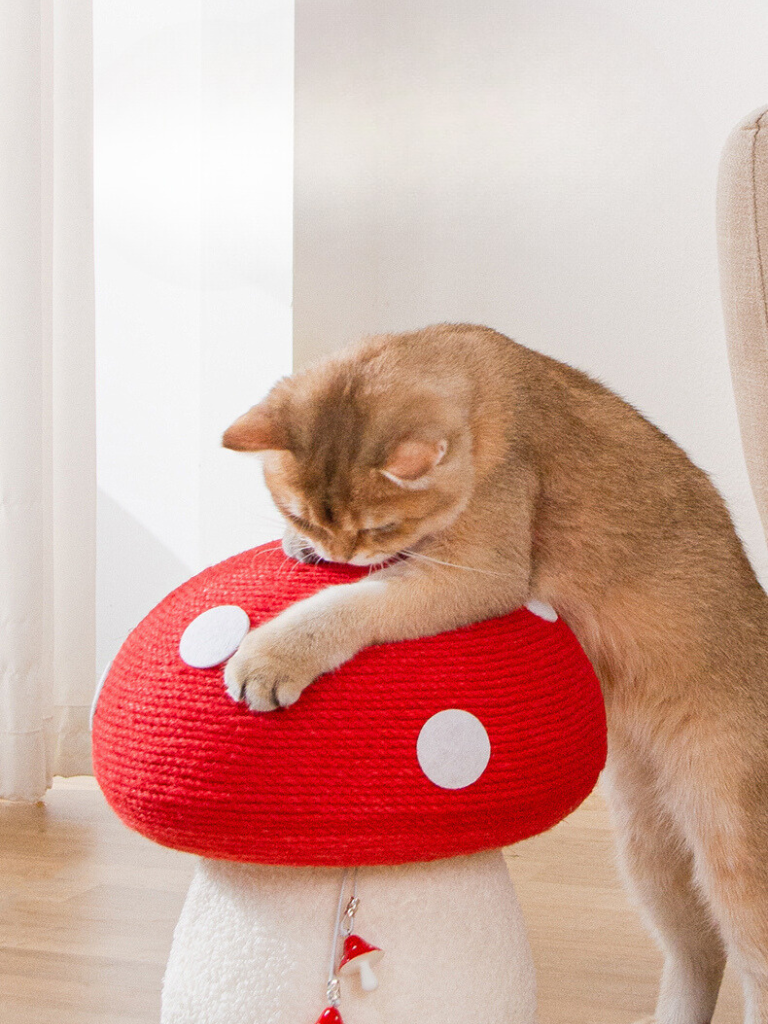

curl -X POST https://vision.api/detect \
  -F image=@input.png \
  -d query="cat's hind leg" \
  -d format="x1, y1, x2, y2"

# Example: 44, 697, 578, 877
684, 802, 768, 1024
653, 697, 768, 1024
603, 743, 727, 1024
742, 976, 768, 1024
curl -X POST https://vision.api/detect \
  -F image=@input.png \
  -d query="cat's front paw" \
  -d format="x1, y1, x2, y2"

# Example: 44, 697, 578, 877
224, 630, 314, 712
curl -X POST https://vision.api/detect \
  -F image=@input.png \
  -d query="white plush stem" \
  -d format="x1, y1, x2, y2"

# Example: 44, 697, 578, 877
161, 850, 538, 1024
358, 959, 378, 991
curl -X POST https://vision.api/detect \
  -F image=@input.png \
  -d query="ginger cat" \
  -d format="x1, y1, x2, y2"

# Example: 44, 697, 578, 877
222, 323, 768, 1024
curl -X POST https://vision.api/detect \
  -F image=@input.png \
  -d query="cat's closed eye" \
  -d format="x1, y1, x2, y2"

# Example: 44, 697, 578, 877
365, 522, 399, 535
285, 513, 316, 534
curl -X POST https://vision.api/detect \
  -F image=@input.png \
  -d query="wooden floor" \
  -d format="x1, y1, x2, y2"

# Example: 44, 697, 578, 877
0, 778, 743, 1024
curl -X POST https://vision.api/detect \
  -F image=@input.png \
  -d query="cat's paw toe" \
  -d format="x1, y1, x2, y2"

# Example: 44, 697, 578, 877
224, 645, 309, 712
243, 673, 304, 712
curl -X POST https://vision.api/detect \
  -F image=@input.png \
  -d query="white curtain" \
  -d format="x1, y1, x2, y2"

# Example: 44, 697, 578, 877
0, 0, 96, 800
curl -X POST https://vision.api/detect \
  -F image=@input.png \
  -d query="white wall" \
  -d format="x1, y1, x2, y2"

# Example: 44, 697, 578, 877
94, 0, 768, 682
295, 0, 768, 584
94, 2, 293, 675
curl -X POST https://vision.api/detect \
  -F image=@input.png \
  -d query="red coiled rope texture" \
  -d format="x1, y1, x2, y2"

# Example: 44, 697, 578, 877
92, 542, 606, 866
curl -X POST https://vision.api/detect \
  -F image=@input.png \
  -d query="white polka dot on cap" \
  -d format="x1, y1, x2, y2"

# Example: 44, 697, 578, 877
417, 709, 491, 789
525, 599, 558, 622
179, 605, 251, 669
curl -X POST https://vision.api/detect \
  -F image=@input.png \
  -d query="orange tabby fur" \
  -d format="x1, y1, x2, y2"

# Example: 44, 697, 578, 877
223, 323, 768, 1024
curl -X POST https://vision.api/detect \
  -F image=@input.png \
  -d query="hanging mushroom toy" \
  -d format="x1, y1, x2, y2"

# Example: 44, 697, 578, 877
339, 933, 383, 992
91, 541, 607, 1024
316, 1010, 343, 1024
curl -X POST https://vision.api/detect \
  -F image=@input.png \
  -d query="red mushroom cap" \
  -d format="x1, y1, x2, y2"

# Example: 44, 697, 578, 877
338, 934, 383, 973
92, 542, 606, 866
315, 1008, 344, 1024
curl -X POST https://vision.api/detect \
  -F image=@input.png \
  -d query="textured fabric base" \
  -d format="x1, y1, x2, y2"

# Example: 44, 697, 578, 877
161, 851, 538, 1024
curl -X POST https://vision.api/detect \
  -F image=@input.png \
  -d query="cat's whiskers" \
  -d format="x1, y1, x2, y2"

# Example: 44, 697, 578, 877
282, 554, 305, 580
401, 548, 516, 579
273, 552, 301, 581
243, 543, 285, 566
249, 510, 291, 533
299, 546, 324, 567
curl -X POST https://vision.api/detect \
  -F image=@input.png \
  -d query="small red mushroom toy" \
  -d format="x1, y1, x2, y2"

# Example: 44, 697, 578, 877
91, 541, 607, 1024
338, 934, 384, 992
314, 1008, 344, 1024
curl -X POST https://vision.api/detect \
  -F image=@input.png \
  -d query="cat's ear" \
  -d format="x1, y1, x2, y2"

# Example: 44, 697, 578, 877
222, 402, 288, 452
380, 437, 447, 488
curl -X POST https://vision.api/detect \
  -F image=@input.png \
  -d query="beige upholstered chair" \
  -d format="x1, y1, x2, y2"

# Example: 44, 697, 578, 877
718, 105, 768, 538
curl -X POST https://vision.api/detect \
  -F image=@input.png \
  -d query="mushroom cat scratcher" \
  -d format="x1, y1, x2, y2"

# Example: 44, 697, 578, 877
91, 541, 607, 1024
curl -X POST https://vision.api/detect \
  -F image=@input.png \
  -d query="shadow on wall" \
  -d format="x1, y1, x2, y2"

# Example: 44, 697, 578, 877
96, 490, 192, 680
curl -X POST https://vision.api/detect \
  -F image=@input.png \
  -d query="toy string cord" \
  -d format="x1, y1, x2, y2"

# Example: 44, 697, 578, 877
326, 867, 359, 1007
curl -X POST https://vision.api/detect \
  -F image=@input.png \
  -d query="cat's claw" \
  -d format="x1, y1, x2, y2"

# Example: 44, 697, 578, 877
224, 633, 312, 712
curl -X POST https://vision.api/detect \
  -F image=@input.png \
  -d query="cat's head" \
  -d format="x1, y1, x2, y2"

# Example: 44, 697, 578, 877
222, 359, 474, 566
